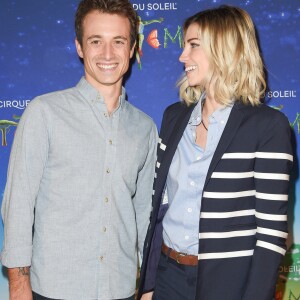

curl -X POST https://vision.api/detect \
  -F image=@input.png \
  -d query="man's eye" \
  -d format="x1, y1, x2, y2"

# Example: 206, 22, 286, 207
88, 39, 102, 47
115, 40, 125, 45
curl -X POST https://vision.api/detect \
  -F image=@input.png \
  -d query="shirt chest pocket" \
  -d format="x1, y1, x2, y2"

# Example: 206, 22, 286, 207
118, 137, 148, 186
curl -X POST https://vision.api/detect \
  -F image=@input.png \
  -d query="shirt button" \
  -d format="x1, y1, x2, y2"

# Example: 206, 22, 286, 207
187, 208, 192, 213
103, 227, 107, 232
185, 235, 189, 240
104, 197, 109, 203
99, 256, 104, 261
109, 140, 112, 145
106, 168, 110, 174
221, 120, 225, 124
190, 181, 195, 186
104, 113, 108, 117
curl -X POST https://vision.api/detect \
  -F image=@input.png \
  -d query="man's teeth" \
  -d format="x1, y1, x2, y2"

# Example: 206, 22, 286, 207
98, 64, 117, 70
185, 66, 197, 72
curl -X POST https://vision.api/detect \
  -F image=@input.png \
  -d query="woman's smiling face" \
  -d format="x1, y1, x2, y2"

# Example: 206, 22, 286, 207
179, 22, 210, 88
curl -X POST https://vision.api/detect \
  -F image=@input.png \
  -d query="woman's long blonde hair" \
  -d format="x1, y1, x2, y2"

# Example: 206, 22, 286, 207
178, 5, 266, 106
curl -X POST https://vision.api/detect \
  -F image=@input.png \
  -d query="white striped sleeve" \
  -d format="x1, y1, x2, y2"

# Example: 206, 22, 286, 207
255, 152, 293, 161
255, 211, 287, 221
256, 240, 286, 255
254, 172, 289, 180
256, 227, 288, 238
255, 192, 288, 201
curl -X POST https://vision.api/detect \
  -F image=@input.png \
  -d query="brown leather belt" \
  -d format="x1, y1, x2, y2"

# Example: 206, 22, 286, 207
161, 242, 198, 266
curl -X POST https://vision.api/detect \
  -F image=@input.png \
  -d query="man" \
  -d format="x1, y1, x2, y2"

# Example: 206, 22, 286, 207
1, 0, 157, 299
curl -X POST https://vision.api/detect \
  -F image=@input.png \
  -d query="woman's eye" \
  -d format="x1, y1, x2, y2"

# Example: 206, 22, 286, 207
191, 43, 200, 48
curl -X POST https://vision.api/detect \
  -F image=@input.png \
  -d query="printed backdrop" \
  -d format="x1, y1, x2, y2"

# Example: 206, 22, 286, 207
0, 0, 299, 299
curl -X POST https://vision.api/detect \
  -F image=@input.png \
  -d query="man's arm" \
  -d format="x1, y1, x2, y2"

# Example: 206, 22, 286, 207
133, 122, 158, 255
8, 267, 32, 300
1, 99, 49, 299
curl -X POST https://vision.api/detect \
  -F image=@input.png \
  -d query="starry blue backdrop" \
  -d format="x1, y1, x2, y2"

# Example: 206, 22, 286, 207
0, 0, 299, 298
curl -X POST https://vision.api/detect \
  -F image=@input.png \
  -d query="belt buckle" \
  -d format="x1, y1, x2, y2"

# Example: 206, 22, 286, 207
176, 252, 187, 264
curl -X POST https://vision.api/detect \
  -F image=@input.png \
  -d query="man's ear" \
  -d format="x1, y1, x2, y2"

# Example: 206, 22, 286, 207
75, 39, 84, 58
130, 41, 136, 58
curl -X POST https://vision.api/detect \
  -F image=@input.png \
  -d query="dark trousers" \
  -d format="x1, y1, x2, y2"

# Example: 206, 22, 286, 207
153, 252, 198, 300
32, 291, 135, 300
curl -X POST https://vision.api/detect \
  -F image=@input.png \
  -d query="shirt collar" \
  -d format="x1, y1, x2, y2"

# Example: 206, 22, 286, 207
76, 77, 126, 110
189, 92, 206, 125
209, 102, 233, 124
189, 91, 233, 126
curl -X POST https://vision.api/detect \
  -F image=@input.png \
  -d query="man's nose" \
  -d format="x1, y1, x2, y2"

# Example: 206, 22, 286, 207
102, 43, 114, 60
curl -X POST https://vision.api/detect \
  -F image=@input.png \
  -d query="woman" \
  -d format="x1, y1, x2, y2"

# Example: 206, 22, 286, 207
138, 5, 293, 300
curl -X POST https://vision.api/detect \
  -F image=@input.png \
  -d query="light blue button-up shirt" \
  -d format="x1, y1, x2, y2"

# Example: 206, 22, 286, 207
163, 95, 232, 255
1, 78, 157, 299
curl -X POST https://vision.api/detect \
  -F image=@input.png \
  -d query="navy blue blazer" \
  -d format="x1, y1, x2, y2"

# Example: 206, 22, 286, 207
138, 101, 293, 300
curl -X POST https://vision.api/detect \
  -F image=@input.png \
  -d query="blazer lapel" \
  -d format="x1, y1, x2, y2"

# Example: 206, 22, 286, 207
204, 102, 245, 188
156, 104, 195, 193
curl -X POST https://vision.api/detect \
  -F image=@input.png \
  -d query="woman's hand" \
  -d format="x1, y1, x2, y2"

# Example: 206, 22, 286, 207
140, 291, 154, 300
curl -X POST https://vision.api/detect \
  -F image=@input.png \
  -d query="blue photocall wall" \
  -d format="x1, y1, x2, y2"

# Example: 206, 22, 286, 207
0, 1, 299, 299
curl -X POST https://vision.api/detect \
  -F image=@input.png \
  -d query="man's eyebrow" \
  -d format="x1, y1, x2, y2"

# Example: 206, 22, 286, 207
87, 35, 102, 40
86, 35, 128, 41
114, 36, 128, 41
